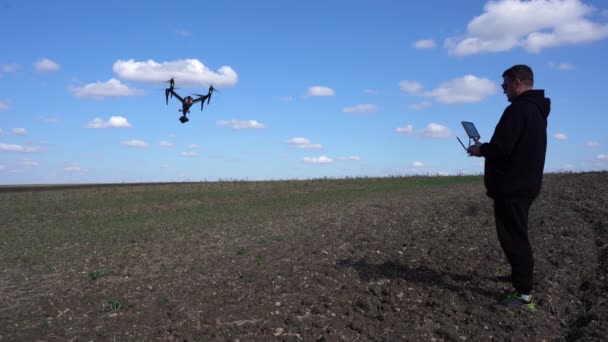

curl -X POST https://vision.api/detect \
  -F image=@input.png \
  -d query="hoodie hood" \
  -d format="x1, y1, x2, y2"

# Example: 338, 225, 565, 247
518, 89, 551, 119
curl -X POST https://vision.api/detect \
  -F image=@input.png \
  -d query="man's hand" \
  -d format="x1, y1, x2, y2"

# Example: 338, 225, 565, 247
467, 142, 482, 157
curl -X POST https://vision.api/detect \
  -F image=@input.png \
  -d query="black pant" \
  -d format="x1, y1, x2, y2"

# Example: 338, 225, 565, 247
493, 197, 534, 294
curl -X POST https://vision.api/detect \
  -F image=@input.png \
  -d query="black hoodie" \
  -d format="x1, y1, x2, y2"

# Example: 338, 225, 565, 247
480, 89, 551, 199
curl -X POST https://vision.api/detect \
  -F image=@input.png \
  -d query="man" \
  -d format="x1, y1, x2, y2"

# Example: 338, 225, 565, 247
468, 64, 550, 310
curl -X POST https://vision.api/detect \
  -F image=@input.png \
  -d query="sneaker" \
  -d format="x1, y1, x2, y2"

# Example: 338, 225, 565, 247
500, 293, 536, 312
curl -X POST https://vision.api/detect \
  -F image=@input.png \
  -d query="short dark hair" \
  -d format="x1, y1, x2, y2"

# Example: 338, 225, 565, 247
502, 64, 534, 86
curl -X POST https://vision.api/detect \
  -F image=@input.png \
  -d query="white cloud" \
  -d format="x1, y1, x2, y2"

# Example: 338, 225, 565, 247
0, 142, 43, 153
34, 58, 60, 72
2, 64, 19, 72
412, 161, 425, 168
560, 164, 575, 171
422, 75, 496, 104
523, 20, 608, 53
40, 116, 58, 123
113, 59, 238, 87
181, 151, 198, 157
19, 158, 39, 168
188, 144, 199, 149
445, 0, 608, 56
287, 137, 322, 149
159, 141, 174, 147
0, 100, 10, 110
121, 140, 148, 148
1, 63, 20, 73
554, 133, 568, 140
421, 123, 452, 139
70, 78, 140, 98
0, 165, 5, 171
414, 39, 437, 49
306, 86, 335, 97
586, 141, 601, 147
597, 154, 608, 160
401, 76, 496, 104
602, 9, 608, 17
399, 81, 424, 94
175, 29, 191, 37
395, 125, 414, 134
217, 119, 266, 130
337, 156, 361, 161
63, 163, 88, 173
549, 62, 576, 70
343, 104, 378, 113
409, 101, 433, 110
363, 89, 378, 95
86, 116, 132, 128
11, 128, 27, 135
303, 156, 334, 164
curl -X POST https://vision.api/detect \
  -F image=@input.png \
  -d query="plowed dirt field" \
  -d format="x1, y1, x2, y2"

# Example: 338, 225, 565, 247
1, 172, 606, 340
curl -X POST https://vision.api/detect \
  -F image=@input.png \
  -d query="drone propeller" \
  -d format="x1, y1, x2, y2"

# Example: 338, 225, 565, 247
194, 90, 216, 98
193, 85, 217, 96
193, 92, 212, 97
163, 79, 181, 104
205, 85, 217, 105
163, 78, 178, 90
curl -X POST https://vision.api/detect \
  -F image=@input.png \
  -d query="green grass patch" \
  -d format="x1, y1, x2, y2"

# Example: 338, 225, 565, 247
0, 175, 482, 267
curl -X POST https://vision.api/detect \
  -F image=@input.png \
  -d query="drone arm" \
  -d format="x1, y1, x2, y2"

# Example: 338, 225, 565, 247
169, 89, 184, 103
192, 94, 209, 111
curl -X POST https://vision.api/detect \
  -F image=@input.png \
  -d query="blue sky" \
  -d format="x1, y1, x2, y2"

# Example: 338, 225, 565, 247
1, 0, 607, 184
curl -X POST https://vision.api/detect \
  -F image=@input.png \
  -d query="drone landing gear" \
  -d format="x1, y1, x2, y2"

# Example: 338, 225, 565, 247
179, 115, 189, 123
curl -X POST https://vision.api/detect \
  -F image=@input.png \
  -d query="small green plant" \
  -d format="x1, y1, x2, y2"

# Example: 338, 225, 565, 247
107, 299, 122, 311
236, 248, 247, 256
106, 299, 133, 311
88, 270, 111, 281
255, 254, 263, 266
88, 271, 101, 281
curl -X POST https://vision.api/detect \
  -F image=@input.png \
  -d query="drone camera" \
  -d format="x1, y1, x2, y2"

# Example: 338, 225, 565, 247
179, 116, 189, 123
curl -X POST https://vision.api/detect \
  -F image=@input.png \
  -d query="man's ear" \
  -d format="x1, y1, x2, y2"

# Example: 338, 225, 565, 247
514, 78, 524, 91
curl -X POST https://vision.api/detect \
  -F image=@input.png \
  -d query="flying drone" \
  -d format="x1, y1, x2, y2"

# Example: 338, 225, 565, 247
164, 78, 214, 123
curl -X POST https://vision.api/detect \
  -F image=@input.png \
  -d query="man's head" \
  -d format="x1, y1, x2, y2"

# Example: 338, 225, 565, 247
502, 64, 534, 102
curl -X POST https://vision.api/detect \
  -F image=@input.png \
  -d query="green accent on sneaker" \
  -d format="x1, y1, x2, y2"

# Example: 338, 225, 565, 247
500, 293, 536, 312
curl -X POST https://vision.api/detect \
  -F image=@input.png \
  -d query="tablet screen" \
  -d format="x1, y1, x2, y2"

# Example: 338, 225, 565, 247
461, 121, 480, 140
